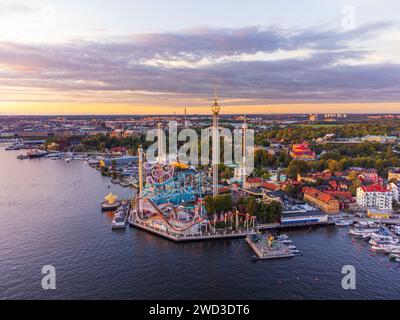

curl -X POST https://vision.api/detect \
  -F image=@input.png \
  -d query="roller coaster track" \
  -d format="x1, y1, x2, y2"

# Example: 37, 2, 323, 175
140, 197, 205, 233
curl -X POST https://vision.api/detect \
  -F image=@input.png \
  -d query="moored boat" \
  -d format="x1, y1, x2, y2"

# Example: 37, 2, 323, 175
335, 219, 353, 226
26, 149, 48, 159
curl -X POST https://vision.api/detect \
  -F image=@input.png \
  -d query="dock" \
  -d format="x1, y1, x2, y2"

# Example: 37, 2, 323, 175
128, 210, 252, 242
258, 220, 335, 230
246, 236, 294, 259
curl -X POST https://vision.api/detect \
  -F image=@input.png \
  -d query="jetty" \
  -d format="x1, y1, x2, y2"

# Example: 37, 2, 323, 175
128, 209, 253, 242
246, 234, 294, 259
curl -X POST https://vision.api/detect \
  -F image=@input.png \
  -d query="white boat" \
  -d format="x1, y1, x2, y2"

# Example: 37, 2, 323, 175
393, 226, 400, 236
370, 244, 391, 252
349, 227, 379, 237
349, 222, 380, 237
369, 237, 399, 246
385, 246, 400, 254
287, 245, 296, 250
111, 210, 126, 229
277, 234, 288, 240
280, 239, 293, 244
335, 219, 353, 226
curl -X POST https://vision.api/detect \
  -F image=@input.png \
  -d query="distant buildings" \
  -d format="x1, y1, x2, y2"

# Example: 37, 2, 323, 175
302, 187, 340, 214
356, 185, 392, 212
309, 114, 318, 122
297, 169, 332, 183
290, 142, 316, 161
243, 177, 263, 189
362, 135, 398, 144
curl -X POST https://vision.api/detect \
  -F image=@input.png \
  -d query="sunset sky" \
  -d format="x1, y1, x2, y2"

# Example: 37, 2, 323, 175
0, 0, 400, 115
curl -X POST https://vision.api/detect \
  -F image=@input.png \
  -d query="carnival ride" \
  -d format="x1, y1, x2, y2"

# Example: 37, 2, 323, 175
131, 161, 209, 235
142, 162, 206, 206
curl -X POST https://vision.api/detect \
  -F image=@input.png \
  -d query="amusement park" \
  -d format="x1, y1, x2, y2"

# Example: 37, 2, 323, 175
127, 97, 259, 241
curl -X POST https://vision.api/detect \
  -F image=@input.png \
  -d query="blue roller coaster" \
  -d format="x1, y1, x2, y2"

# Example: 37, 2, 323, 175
142, 163, 206, 206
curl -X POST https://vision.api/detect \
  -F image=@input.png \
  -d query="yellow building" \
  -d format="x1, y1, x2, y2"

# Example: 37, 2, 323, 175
388, 169, 400, 183
303, 187, 340, 214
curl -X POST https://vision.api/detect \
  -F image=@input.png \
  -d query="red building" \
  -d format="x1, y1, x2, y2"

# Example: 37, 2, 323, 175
290, 142, 316, 161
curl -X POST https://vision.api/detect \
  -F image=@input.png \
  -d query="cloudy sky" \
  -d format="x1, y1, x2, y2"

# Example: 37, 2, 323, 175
0, 0, 399, 115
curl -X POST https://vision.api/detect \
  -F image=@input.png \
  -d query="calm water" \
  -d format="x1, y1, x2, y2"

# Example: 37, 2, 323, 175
0, 148, 399, 300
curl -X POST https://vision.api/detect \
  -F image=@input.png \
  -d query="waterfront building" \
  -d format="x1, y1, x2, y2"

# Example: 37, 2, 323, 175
388, 182, 400, 203
356, 185, 392, 212
281, 211, 328, 225
290, 142, 316, 161
302, 187, 340, 214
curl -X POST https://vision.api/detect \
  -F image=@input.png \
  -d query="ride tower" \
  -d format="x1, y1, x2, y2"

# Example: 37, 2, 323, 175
211, 93, 220, 198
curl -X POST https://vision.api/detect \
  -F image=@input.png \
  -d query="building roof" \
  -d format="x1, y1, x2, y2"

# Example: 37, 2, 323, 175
360, 184, 389, 193
261, 182, 280, 191
303, 187, 339, 204
246, 177, 262, 184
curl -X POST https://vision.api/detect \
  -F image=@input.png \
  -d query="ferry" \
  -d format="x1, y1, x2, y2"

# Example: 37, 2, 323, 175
112, 210, 127, 229
26, 149, 48, 159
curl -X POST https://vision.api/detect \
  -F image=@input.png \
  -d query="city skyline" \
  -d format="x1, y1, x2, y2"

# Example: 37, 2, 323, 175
0, 0, 400, 115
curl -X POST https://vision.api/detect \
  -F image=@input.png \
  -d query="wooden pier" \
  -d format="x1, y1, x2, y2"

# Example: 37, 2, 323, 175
246, 236, 294, 259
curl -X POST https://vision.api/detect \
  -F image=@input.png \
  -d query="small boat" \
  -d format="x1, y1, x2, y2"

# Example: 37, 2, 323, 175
349, 222, 379, 237
17, 154, 28, 160
280, 239, 293, 244
277, 234, 288, 240
291, 249, 301, 254
386, 246, 400, 254
369, 237, 399, 246
370, 245, 388, 252
335, 219, 353, 226
287, 245, 297, 250
5, 143, 23, 150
